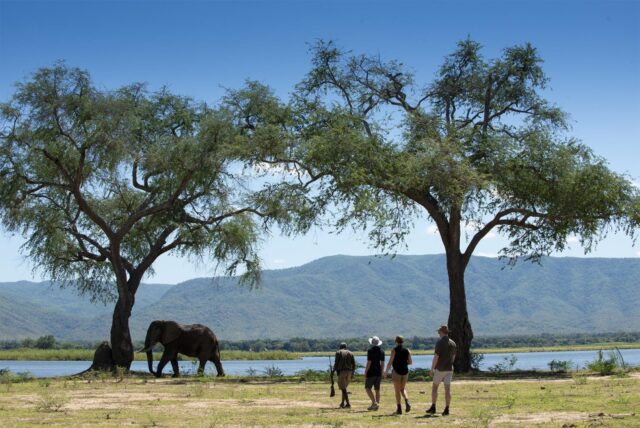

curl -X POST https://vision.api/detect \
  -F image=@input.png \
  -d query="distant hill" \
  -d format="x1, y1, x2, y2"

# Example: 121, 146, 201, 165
0, 255, 638, 341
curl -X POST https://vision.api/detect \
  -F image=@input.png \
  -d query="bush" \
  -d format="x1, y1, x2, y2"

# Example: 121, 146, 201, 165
548, 359, 573, 372
470, 352, 485, 371
408, 368, 430, 382
587, 350, 620, 375
295, 369, 329, 381
488, 354, 518, 373
263, 365, 284, 377
35, 335, 56, 349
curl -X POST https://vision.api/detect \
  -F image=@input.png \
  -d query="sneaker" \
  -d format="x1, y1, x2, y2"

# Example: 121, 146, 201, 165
339, 403, 345, 408
395, 406, 402, 415
426, 405, 436, 415
344, 404, 351, 409
367, 403, 379, 411
405, 402, 411, 413
442, 407, 449, 416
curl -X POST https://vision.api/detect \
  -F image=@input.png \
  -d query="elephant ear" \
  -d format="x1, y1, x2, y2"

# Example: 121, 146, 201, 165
161, 321, 181, 344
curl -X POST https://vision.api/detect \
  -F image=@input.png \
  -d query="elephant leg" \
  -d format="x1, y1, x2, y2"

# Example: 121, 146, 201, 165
155, 350, 172, 378
211, 349, 225, 377
197, 357, 207, 376
171, 358, 180, 377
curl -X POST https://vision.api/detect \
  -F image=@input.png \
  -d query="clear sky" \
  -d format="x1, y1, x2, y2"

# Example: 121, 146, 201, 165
1, 0, 638, 284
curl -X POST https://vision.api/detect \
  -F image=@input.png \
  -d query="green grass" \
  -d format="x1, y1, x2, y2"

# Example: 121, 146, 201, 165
0, 348, 301, 361
0, 370, 638, 427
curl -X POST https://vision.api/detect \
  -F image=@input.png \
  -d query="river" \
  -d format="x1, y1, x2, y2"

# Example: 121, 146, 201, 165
1, 348, 638, 378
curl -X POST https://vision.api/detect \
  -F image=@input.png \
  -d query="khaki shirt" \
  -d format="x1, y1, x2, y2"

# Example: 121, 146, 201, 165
334, 349, 356, 372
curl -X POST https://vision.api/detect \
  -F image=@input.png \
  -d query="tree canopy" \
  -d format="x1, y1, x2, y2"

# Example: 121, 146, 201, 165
233, 39, 640, 371
0, 64, 314, 367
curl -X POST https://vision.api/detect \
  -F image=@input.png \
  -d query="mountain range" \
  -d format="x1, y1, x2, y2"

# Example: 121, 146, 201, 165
0, 255, 638, 341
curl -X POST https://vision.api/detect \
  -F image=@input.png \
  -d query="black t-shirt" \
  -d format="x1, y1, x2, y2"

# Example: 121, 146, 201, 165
366, 346, 385, 377
392, 345, 410, 375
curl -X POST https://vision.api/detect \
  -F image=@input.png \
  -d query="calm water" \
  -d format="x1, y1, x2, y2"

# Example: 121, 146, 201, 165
2, 348, 639, 378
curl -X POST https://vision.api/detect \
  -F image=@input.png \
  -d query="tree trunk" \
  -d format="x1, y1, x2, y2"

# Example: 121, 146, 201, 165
110, 288, 135, 369
446, 252, 474, 373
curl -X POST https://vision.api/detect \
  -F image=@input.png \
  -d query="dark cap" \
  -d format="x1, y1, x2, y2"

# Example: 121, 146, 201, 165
437, 325, 449, 334
339, 342, 347, 349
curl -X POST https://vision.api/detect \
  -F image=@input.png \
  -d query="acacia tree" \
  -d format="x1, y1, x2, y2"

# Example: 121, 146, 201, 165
0, 65, 312, 368
240, 40, 639, 371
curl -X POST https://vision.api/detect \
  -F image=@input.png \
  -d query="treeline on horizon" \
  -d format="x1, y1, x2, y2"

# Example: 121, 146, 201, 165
2, 332, 639, 352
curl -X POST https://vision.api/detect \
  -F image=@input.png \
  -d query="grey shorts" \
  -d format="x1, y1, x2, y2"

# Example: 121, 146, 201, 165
365, 376, 382, 390
432, 369, 453, 385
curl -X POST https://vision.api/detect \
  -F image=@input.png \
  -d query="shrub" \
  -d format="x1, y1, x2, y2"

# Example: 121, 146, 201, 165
488, 354, 518, 373
35, 389, 67, 412
263, 365, 284, 377
295, 369, 328, 381
587, 350, 619, 375
408, 368, 430, 381
470, 352, 485, 371
548, 359, 573, 372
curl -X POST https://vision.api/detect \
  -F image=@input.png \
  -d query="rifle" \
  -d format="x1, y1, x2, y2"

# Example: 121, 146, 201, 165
329, 357, 335, 397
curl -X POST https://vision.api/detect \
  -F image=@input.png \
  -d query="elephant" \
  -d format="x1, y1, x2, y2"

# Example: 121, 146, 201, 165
140, 320, 225, 377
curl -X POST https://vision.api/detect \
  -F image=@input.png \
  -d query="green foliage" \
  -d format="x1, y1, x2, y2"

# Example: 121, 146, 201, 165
226, 39, 640, 262
262, 365, 284, 377
548, 359, 573, 372
587, 349, 625, 375
470, 352, 485, 371
294, 369, 329, 382
0, 63, 314, 302
488, 354, 518, 373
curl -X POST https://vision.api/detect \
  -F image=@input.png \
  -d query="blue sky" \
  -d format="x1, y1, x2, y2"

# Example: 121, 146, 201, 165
1, 0, 639, 283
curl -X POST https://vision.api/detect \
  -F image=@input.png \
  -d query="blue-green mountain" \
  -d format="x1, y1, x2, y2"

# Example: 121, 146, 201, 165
0, 255, 638, 341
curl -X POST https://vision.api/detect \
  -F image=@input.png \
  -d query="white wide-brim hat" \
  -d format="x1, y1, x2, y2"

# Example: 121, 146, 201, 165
368, 336, 383, 346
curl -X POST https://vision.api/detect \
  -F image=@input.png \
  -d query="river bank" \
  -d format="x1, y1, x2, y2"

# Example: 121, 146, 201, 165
1, 342, 638, 361
2, 348, 639, 378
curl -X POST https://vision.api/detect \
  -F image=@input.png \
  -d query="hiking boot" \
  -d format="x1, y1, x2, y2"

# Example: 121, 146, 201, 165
426, 404, 436, 414
405, 401, 411, 413
442, 406, 449, 416
395, 405, 402, 415
344, 403, 351, 409
367, 403, 379, 411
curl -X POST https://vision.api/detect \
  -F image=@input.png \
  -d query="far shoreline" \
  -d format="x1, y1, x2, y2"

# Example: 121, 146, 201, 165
0, 343, 638, 361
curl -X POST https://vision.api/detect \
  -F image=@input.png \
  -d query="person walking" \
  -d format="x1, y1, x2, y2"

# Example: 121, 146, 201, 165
384, 335, 412, 415
426, 325, 457, 416
332, 342, 356, 408
364, 335, 385, 410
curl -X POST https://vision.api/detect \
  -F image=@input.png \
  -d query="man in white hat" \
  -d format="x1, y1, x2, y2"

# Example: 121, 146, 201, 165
364, 335, 385, 410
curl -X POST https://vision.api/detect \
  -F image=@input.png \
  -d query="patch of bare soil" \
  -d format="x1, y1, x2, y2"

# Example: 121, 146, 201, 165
490, 412, 588, 426
182, 398, 327, 409
490, 411, 638, 427
63, 392, 166, 410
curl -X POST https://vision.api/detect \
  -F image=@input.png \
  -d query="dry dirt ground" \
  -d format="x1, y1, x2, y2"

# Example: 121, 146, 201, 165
0, 374, 638, 427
